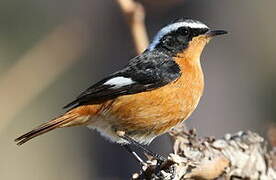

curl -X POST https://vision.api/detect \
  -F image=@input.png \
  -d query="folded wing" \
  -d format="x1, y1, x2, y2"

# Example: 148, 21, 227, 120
64, 52, 181, 109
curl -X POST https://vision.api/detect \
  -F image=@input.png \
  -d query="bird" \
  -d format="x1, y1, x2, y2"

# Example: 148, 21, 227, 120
15, 18, 227, 163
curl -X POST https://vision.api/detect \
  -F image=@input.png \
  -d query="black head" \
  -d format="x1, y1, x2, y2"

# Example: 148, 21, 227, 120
148, 19, 227, 56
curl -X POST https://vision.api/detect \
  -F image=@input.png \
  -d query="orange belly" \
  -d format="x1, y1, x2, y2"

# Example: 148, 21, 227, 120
88, 59, 204, 144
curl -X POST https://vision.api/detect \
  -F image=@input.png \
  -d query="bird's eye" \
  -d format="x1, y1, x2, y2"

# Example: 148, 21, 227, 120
179, 27, 189, 36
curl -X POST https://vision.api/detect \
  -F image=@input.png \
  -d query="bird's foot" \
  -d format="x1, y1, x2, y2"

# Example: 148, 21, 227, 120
117, 131, 166, 163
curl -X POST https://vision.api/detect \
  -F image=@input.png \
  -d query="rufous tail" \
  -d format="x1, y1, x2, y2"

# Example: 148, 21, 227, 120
15, 113, 79, 146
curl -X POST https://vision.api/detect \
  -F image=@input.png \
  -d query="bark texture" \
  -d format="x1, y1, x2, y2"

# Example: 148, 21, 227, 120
132, 125, 276, 180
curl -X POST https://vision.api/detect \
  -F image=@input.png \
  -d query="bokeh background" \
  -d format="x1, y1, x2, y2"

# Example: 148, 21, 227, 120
1, 0, 275, 179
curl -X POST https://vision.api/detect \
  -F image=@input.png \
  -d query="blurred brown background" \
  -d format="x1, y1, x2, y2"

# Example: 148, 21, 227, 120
0, 0, 275, 179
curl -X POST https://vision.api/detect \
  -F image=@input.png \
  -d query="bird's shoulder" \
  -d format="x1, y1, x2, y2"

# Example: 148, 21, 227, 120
122, 50, 181, 84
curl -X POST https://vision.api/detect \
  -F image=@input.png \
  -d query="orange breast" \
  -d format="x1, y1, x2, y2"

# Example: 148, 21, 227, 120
102, 56, 204, 135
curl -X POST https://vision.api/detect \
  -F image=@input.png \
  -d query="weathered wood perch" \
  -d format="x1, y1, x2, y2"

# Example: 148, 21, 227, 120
131, 125, 276, 180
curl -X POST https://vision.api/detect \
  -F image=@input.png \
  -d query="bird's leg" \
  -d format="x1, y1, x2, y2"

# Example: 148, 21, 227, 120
119, 133, 166, 163
122, 144, 146, 165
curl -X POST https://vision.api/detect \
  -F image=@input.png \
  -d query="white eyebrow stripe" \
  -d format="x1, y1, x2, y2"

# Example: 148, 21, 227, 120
148, 21, 209, 51
103, 76, 135, 88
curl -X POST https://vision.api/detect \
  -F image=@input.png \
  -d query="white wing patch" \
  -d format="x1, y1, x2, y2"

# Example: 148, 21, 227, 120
103, 76, 135, 88
148, 20, 209, 51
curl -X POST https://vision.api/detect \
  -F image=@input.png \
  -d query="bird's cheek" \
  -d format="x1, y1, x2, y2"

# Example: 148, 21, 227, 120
177, 35, 188, 44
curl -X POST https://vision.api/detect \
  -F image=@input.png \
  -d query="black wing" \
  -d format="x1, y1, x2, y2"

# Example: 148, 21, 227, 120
63, 51, 181, 109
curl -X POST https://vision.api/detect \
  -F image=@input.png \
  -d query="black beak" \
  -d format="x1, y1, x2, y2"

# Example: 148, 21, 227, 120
206, 30, 228, 37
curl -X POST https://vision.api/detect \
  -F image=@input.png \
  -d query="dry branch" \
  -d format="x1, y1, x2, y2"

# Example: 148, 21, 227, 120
132, 125, 276, 180
116, 0, 149, 54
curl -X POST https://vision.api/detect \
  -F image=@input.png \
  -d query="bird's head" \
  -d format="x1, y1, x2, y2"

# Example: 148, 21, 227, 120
148, 19, 227, 61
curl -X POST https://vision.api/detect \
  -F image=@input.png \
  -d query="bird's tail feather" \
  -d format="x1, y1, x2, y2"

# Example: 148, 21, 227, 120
15, 113, 79, 146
